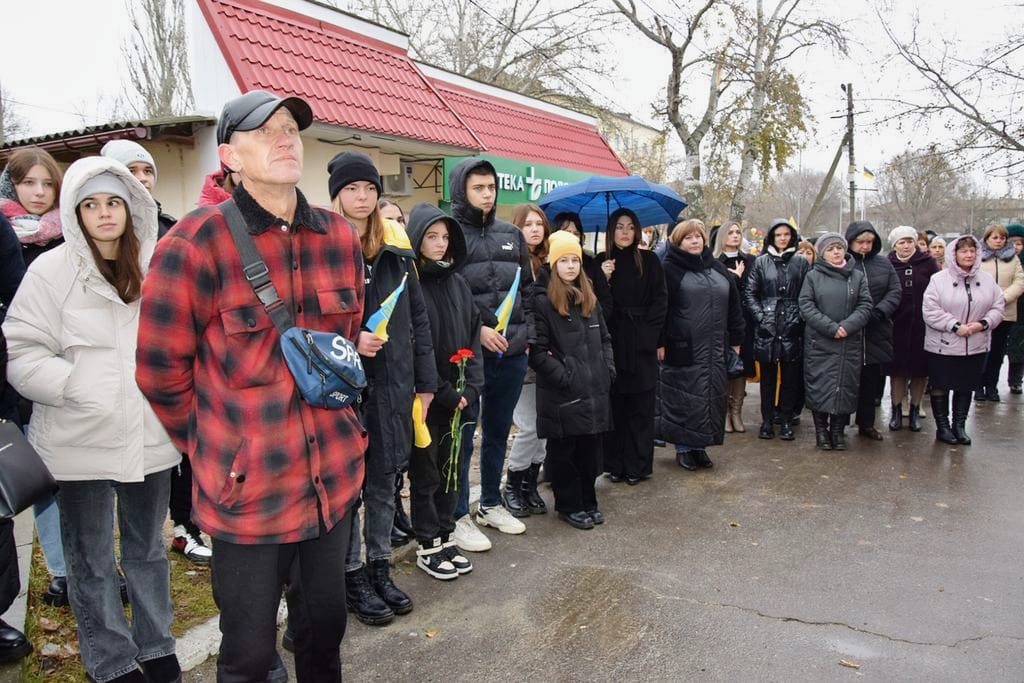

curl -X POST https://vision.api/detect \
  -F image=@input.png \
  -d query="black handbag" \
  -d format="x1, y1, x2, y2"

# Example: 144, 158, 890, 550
725, 347, 745, 380
0, 420, 58, 519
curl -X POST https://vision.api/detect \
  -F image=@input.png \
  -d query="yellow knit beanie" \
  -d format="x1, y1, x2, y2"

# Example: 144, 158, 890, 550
548, 230, 582, 267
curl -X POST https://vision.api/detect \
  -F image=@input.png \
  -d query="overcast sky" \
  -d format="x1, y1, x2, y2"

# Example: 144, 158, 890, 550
2, 0, 1013, 191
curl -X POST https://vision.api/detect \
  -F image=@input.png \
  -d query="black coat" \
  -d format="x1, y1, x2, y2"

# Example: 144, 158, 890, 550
744, 226, 810, 363
887, 249, 939, 377
0, 215, 24, 308
656, 246, 745, 447
360, 228, 439, 474
406, 203, 484, 425
718, 251, 757, 375
449, 158, 533, 358
799, 261, 873, 415
529, 291, 614, 439
598, 247, 667, 393
845, 222, 902, 365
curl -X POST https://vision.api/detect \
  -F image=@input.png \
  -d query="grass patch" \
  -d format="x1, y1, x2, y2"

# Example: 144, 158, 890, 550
20, 537, 218, 682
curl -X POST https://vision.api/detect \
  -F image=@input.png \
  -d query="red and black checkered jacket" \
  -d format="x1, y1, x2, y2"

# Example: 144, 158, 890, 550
136, 185, 366, 545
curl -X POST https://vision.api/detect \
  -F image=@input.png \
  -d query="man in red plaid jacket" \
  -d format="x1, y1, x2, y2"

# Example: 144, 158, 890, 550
136, 91, 366, 682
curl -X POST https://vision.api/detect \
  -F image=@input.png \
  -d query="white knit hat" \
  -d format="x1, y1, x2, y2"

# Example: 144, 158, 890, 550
101, 140, 157, 181
888, 225, 917, 249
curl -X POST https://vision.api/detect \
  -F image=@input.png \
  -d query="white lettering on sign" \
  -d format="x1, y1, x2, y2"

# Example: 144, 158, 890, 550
330, 336, 363, 369
493, 165, 571, 201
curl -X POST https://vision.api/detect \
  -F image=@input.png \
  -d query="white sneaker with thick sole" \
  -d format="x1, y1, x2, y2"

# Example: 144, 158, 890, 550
476, 505, 526, 535
171, 524, 213, 564
453, 515, 492, 552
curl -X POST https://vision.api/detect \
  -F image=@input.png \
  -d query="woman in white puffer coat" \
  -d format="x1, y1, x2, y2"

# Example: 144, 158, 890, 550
3, 156, 180, 683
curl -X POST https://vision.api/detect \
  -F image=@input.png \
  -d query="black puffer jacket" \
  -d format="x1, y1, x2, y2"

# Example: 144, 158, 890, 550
449, 158, 533, 358
360, 222, 439, 474
799, 260, 873, 415
406, 203, 484, 426
529, 291, 615, 440
744, 225, 810, 362
656, 245, 745, 447
845, 221, 901, 364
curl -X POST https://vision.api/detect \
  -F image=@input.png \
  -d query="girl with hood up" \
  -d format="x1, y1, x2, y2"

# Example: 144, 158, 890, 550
798, 233, 873, 451
405, 202, 483, 579
597, 208, 667, 485
922, 235, 1004, 445
743, 219, 810, 440
3, 156, 181, 683
713, 219, 756, 432
975, 223, 1024, 401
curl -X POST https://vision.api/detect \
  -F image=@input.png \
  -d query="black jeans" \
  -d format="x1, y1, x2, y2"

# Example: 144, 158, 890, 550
856, 364, 884, 428
168, 453, 193, 528
408, 420, 459, 545
758, 359, 802, 424
211, 508, 351, 683
980, 322, 1012, 391
604, 389, 656, 480
546, 434, 600, 514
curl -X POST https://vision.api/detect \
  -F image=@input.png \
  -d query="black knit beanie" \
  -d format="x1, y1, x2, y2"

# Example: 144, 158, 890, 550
327, 151, 382, 200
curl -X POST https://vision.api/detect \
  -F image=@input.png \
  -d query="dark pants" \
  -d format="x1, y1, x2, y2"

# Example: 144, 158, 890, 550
980, 322, 1011, 391
547, 434, 600, 514
856, 364, 884, 428
168, 453, 193, 528
0, 519, 18, 615
409, 420, 461, 545
212, 508, 351, 683
758, 359, 802, 424
604, 389, 656, 480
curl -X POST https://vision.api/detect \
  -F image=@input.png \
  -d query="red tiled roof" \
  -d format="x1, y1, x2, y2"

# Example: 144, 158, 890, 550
432, 80, 630, 177
197, 0, 484, 150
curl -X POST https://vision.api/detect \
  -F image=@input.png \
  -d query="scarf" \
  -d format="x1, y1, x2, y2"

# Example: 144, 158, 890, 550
0, 168, 63, 246
980, 240, 1016, 262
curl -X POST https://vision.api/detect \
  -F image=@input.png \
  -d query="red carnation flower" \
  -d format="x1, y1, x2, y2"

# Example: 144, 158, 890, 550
449, 353, 462, 363
458, 348, 475, 359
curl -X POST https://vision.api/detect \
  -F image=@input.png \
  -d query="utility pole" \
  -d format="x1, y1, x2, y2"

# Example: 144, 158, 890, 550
842, 83, 855, 226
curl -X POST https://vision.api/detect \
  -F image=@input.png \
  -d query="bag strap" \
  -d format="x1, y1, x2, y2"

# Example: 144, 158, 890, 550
219, 199, 294, 333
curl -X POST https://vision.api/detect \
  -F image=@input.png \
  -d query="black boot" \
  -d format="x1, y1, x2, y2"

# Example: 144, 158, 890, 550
812, 411, 831, 450
1009, 362, 1023, 394
778, 419, 795, 441
907, 404, 922, 432
368, 558, 413, 615
888, 404, 903, 431
521, 463, 547, 515
758, 422, 774, 439
930, 393, 957, 444
500, 469, 530, 518
951, 391, 973, 445
393, 474, 415, 537
829, 415, 847, 451
345, 567, 394, 625
138, 654, 182, 683
0, 619, 32, 664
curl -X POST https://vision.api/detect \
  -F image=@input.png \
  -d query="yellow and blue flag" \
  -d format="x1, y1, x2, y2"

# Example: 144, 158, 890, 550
364, 273, 408, 342
494, 267, 521, 336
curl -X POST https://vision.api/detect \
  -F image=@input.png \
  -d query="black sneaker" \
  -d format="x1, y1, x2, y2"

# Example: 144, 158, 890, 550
345, 568, 394, 626
42, 576, 68, 607
441, 537, 473, 574
415, 539, 458, 580
138, 654, 181, 683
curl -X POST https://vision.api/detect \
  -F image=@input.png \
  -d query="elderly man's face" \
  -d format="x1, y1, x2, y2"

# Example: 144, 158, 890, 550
219, 108, 303, 188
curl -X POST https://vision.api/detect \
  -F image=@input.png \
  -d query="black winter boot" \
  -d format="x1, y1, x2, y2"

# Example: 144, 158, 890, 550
521, 463, 547, 514
951, 391, 973, 445
812, 411, 831, 450
1009, 362, 1023, 394
907, 404, 922, 432
930, 393, 957, 444
829, 415, 847, 451
888, 404, 903, 431
501, 469, 530, 518
345, 567, 394, 625
368, 559, 413, 615
393, 472, 415, 537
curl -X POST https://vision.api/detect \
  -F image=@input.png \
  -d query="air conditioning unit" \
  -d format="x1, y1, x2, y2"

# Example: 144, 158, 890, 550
383, 167, 414, 196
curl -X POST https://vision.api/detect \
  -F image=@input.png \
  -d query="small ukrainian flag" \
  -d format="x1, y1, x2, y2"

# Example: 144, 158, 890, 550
862, 167, 875, 182
494, 267, 521, 336
364, 273, 408, 342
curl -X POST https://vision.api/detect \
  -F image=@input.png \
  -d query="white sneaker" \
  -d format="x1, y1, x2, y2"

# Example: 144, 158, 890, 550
453, 515, 492, 552
476, 505, 526, 535
171, 524, 213, 564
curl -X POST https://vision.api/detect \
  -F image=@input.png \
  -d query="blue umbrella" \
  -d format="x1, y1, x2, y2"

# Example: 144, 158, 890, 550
539, 175, 687, 234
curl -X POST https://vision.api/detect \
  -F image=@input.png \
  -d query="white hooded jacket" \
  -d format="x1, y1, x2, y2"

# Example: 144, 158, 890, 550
3, 156, 179, 482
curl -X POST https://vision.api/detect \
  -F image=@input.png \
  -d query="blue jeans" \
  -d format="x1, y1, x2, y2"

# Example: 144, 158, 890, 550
455, 353, 528, 517
56, 471, 175, 683
33, 494, 66, 577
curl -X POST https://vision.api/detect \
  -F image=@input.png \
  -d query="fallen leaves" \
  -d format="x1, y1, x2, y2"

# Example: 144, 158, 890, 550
728, 521, 740, 528
425, 629, 438, 638
37, 617, 60, 633
838, 658, 861, 669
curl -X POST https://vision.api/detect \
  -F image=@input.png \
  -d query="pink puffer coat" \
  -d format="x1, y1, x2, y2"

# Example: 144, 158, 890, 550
922, 236, 1005, 356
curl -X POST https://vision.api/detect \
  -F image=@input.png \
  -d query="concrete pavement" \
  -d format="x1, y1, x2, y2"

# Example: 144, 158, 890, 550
186, 393, 1024, 682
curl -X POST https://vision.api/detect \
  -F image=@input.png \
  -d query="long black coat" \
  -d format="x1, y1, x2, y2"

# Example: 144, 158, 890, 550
799, 261, 873, 415
887, 249, 939, 377
656, 246, 745, 447
598, 247, 667, 393
529, 292, 615, 440
846, 223, 902, 365
744, 230, 810, 363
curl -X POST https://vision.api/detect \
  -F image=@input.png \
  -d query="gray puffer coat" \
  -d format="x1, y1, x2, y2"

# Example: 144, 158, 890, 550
845, 221, 901, 364
799, 260, 873, 415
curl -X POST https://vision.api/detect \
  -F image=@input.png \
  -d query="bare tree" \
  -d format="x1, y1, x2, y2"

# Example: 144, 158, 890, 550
0, 82, 28, 144
743, 169, 844, 233
871, 146, 971, 233
347, 0, 614, 101
122, 0, 194, 118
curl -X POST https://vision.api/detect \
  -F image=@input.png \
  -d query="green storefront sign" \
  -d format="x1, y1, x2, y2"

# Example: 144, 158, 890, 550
442, 155, 597, 205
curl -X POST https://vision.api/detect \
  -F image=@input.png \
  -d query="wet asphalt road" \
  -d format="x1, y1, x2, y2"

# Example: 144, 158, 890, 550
187, 390, 1024, 682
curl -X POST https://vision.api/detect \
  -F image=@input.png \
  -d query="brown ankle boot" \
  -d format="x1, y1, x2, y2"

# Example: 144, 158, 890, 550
730, 378, 746, 433
725, 394, 735, 433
